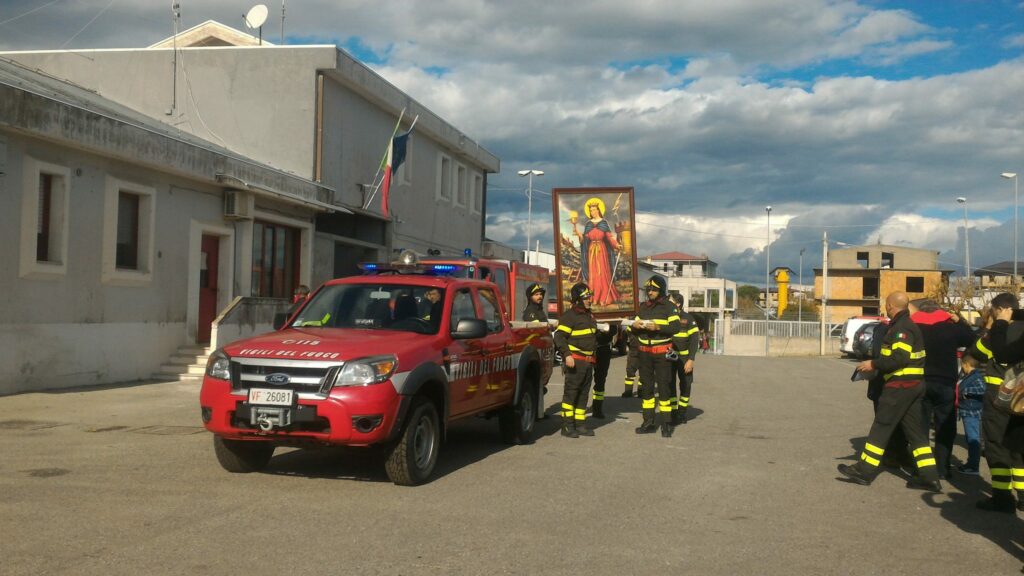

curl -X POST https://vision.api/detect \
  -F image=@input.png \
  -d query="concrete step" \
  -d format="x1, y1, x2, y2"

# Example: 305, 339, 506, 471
150, 372, 203, 383
177, 346, 211, 357
156, 364, 206, 376
164, 354, 211, 366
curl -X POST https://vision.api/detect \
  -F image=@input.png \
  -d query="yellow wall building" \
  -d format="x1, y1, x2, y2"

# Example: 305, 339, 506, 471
813, 245, 950, 324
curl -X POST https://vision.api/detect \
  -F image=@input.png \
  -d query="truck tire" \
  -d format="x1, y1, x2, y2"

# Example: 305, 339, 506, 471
384, 397, 440, 486
499, 379, 536, 445
213, 436, 274, 473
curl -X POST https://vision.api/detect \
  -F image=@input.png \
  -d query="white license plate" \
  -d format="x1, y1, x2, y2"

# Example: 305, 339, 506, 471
248, 388, 294, 406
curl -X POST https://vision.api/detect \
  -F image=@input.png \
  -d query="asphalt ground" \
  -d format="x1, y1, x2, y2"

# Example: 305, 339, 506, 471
2, 354, 1023, 575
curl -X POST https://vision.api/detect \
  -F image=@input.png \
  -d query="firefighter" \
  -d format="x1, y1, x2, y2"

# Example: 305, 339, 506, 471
621, 323, 640, 397
838, 291, 941, 492
553, 282, 598, 438
971, 292, 1024, 512
669, 294, 700, 426
522, 283, 549, 323
633, 276, 682, 437
590, 324, 616, 419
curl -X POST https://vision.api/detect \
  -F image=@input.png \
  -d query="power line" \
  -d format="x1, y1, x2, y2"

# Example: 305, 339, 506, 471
0, 0, 64, 27
59, 0, 116, 49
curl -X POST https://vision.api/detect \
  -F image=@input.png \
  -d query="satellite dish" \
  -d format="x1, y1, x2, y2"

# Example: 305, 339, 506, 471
244, 4, 269, 29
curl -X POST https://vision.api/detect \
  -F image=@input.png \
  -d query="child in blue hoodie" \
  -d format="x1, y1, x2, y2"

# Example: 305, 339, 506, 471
958, 353, 985, 474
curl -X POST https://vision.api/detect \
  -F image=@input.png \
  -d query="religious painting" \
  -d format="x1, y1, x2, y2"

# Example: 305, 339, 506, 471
551, 187, 639, 319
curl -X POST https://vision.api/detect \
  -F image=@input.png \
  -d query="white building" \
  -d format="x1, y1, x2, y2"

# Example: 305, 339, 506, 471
1, 20, 499, 283
0, 58, 335, 395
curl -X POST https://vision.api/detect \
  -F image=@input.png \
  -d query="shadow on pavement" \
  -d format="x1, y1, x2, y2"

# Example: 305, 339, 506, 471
920, 489, 1024, 564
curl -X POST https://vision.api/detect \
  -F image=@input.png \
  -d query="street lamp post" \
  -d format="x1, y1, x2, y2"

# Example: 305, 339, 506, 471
765, 206, 772, 357
799, 248, 805, 325
957, 197, 971, 309
517, 169, 544, 264
1003, 172, 1019, 285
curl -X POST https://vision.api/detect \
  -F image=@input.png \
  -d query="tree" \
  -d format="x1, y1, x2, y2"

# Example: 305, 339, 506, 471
737, 285, 760, 301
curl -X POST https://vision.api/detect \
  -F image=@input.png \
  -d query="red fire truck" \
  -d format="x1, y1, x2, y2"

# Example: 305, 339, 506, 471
421, 256, 550, 322
199, 254, 554, 486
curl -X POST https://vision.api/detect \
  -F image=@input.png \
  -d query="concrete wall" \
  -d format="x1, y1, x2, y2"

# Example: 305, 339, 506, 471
2, 46, 333, 178
831, 245, 938, 269
724, 335, 841, 357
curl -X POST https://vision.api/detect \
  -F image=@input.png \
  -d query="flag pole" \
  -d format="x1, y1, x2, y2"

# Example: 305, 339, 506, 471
365, 114, 419, 209
363, 108, 405, 209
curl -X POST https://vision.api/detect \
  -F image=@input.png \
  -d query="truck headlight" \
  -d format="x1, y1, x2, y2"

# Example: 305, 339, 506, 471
335, 355, 397, 387
206, 349, 231, 381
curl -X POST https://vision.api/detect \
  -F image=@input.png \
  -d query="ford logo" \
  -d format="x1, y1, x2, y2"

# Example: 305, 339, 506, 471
265, 373, 291, 385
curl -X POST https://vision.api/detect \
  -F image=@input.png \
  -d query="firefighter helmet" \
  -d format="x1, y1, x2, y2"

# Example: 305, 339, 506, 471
526, 283, 546, 298
644, 276, 667, 298
570, 282, 593, 304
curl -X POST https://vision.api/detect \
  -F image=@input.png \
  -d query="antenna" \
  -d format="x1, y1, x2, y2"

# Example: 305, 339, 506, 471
167, 1, 181, 116
243, 4, 269, 45
280, 0, 286, 45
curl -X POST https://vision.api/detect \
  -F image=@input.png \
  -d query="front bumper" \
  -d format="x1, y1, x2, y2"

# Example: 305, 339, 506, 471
199, 377, 405, 446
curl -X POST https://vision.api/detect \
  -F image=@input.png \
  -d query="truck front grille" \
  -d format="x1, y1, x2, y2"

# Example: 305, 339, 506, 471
231, 358, 343, 395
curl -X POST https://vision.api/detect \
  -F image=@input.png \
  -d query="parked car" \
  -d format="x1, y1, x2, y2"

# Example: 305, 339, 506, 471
838, 315, 888, 356
852, 321, 883, 360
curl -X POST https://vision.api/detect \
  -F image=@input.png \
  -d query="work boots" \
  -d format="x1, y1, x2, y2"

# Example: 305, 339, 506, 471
660, 422, 674, 438
837, 463, 874, 486
621, 379, 635, 398
575, 421, 595, 437
977, 491, 1017, 514
635, 409, 657, 434
561, 417, 579, 438
671, 408, 686, 426
591, 400, 606, 419
905, 477, 942, 493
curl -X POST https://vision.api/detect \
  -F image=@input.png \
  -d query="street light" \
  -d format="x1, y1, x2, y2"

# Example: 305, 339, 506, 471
957, 197, 970, 307
799, 248, 805, 324
1003, 172, 1019, 285
765, 205, 772, 357
517, 169, 544, 264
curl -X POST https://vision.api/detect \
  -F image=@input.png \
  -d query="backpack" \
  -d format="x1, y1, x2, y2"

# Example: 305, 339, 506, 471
995, 365, 1024, 415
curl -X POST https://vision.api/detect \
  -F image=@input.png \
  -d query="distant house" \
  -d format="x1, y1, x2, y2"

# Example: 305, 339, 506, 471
974, 261, 1024, 288
814, 244, 951, 323
643, 251, 717, 278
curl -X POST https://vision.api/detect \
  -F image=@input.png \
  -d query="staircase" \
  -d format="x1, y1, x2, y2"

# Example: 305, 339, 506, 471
152, 345, 212, 383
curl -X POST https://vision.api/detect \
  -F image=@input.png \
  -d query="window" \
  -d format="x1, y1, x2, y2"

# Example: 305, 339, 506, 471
881, 252, 894, 269
706, 289, 720, 308
455, 164, 468, 207
251, 220, 301, 298
116, 192, 140, 269
857, 252, 869, 269
906, 276, 925, 293
472, 174, 483, 215
725, 289, 735, 309
36, 174, 55, 262
489, 267, 509, 313
477, 288, 502, 333
436, 154, 452, 201
450, 288, 478, 332
102, 177, 155, 285
20, 159, 69, 279
862, 306, 879, 316
862, 277, 879, 298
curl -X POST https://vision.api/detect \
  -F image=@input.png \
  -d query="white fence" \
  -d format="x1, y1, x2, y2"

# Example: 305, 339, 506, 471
713, 319, 843, 356
726, 319, 842, 339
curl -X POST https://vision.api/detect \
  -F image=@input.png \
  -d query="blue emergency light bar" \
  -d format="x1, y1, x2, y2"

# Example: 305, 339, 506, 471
430, 264, 458, 273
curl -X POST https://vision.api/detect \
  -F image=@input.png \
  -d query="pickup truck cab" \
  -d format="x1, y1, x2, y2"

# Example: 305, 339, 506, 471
199, 261, 553, 485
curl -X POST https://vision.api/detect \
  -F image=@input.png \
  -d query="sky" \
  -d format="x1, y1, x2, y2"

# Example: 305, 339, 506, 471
2, 0, 1023, 285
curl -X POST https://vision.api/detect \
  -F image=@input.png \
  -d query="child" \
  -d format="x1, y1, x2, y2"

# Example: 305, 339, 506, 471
957, 353, 985, 475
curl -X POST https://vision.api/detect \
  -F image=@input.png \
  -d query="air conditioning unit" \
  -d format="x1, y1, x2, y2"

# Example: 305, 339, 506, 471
223, 190, 253, 220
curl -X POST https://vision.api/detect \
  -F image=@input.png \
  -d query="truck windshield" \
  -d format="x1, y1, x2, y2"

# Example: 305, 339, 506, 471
291, 284, 445, 334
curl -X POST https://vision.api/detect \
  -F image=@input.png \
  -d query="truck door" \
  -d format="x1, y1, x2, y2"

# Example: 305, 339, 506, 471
476, 287, 516, 409
446, 288, 486, 419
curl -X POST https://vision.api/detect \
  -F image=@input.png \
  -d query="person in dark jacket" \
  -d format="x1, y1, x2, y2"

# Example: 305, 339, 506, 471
521, 283, 549, 323
633, 276, 682, 437
668, 293, 700, 425
553, 282, 598, 438
980, 293, 1024, 512
909, 298, 977, 479
838, 291, 941, 492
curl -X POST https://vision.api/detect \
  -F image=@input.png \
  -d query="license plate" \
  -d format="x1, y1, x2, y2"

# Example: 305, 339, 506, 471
248, 388, 294, 406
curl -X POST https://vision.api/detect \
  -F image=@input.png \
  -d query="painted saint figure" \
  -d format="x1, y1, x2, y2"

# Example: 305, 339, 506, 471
573, 197, 621, 306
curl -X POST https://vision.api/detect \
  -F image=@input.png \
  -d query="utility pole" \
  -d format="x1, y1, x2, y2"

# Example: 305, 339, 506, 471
820, 232, 828, 355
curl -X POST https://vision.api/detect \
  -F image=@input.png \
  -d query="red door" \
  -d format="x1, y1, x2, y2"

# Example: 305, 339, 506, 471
198, 235, 219, 344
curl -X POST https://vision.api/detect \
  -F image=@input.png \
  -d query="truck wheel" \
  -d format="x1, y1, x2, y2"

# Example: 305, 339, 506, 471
499, 380, 536, 445
384, 398, 440, 486
212, 436, 274, 473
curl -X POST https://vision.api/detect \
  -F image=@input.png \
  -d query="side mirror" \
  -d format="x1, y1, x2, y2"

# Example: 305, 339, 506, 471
273, 312, 289, 331
452, 318, 487, 340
